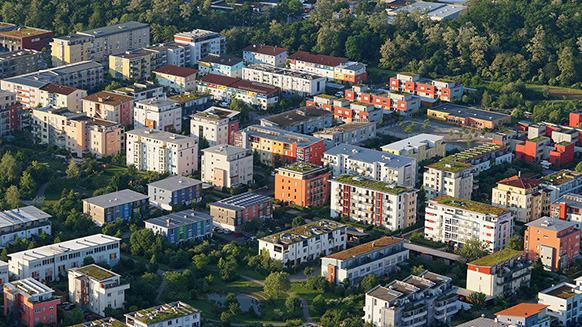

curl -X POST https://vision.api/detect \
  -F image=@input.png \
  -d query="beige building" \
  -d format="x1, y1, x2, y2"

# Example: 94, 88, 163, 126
153, 65, 199, 92
109, 48, 163, 80
190, 106, 240, 146
39, 83, 87, 112
381, 133, 445, 161
312, 122, 376, 149
50, 34, 92, 67
77, 21, 150, 62
83, 189, 149, 225
202, 144, 253, 189
210, 193, 273, 231
492, 175, 551, 223
82, 91, 135, 126
423, 161, 474, 200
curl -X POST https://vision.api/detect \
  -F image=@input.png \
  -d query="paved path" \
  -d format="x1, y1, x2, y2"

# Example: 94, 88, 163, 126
22, 181, 50, 205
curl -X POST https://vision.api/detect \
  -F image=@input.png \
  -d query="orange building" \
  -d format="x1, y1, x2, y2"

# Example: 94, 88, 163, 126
525, 217, 580, 270
275, 162, 329, 207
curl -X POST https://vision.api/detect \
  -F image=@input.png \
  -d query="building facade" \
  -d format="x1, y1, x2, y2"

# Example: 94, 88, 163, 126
427, 104, 511, 129
125, 302, 200, 327
50, 34, 92, 67
525, 218, 580, 271
190, 106, 240, 146
423, 161, 474, 201
174, 29, 226, 65
538, 280, 582, 326
0, 206, 51, 247
4, 278, 60, 327
0, 49, 46, 79
242, 44, 288, 67
344, 84, 422, 116
491, 175, 551, 223
0, 27, 53, 52
540, 170, 582, 202
287, 51, 366, 84
133, 98, 182, 132
198, 54, 243, 78
439, 143, 513, 175
210, 193, 273, 231
0, 90, 23, 136
242, 64, 326, 96
153, 65, 199, 92
275, 162, 329, 207
109, 48, 163, 80
381, 134, 445, 161
147, 176, 203, 211
2, 61, 104, 90
82, 91, 135, 126
201, 145, 253, 189
551, 193, 582, 229
145, 210, 213, 244
313, 122, 376, 149
389, 72, 464, 101
39, 83, 87, 112
76, 22, 150, 62
83, 189, 149, 226
196, 74, 279, 109
259, 106, 332, 133
495, 304, 551, 327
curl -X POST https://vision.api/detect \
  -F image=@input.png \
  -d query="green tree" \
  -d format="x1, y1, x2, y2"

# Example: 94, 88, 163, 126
193, 253, 209, 270
304, 266, 315, 277
459, 238, 488, 261
360, 275, 379, 292
412, 265, 425, 276
292, 216, 305, 227
19, 171, 37, 198
312, 294, 327, 314
285, 293, 301, 313
5, 185, 20, 209
264, 271, 291, 296
0, 152, 21, 184
507, 235, 524, 251
469, 292, 487, 311
575, 161, 582, 173
83, 256, 95, 266
1, 248, 8, 262
404, 122, 415, 134
66, 160, 81, 179
481, 91, 492, 108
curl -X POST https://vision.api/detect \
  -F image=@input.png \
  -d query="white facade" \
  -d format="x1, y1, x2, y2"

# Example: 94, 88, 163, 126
242, 64, 326, 96
201, 145, 253, 189
125, 302, 201, 327
38, 84, 87, 112
0, 78, 46, 108
541, 170, 582, 202
313, 122, 376, 149
538, 280, 582, 326
423, 163, 474, 201
242, 45, 288, 67
126, 128, 198, 176
190, 106, 239, 146
133, 98, 182, 132
0, 260, 8, 286
174, 29, 226, 65
0, 206, 52, 247
466, 250, 530, 298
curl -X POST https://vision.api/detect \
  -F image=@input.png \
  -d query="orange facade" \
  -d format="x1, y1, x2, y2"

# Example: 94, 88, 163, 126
275, 170, 329, 207
525, 225, 580, 270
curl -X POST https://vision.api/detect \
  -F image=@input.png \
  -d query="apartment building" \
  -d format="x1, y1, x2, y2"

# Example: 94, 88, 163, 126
321, 237, 409, 286
540, 170, 582, 202
330, 175, 417, 230
466, 249, 531, 298
234, 125, 325, 166
0, 49, 46, 79
170, 92, 211, 116
323, 144, 417, 187
198, 54, 243, 78
242, 64, 326, 96
39, 83, 87, 112
148, 42, 191, 67
287, 51, 367, 84
0, 90, 23, 136
389, 72, 464, 101
259, 219, 347, 267
439, 143, 513, 175
77, 22, 150, 62
83, 189, 149, 226
68, 265, 130, 316
364, 271, 459, 327
492, 129, 518, 147
125, 302, 200, 327
495, 304, 551, 327
515, 130, 575, 167
551, 193, 582, 229
313, 122, 376, 149
0, 27, 52, 52
174, 29, 226, 65
525, 218, 580, 270
126, 128, 199, 175
260, 106, 332, 133
242, 44, 288, 67
306, 95, 383, 123
133, 98, 182, 132
190, 106, 239, 146
4, 278, 60, 327
0, 261, 7, 286
2, 61, 104, 90
113, 83, 164, 102
50, 34, 92, 66
275, 162, 329, 207
423, 161, 473, 200
196, 74, 279, 109
153, 65, 199, 92
147, 176, 203, 211
69, 318, 125, 327
1, 77, 48, 108
0, 206, 51, 247
538, 279, 582, 326
428, 104, 511, 129
491, 175, 551, 223
8, 234, 121, 281
425, 195, 513, 252
82, 91, 135, 125
109, 48, 163, 80
344, 84, 421, 116
145, 210, 213, 244
201, 144, 253, 189
381, 134, 445, 161
210, 193, 273, 231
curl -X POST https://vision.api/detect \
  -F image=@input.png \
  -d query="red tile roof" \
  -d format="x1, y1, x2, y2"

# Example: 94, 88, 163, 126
197, 73, 238, 86
287, 51, 347, 67
495, 303, 549, 318
39, 83, 82, 95
325, 237, 403, 260
153, 65, 199, 78
497, 175, 541, 189
83, 91, 134, 106
232, 80, 279, 95
242, 44, 288, 56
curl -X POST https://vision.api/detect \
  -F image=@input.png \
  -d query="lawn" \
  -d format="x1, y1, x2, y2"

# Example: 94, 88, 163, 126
525, 84, 582, 100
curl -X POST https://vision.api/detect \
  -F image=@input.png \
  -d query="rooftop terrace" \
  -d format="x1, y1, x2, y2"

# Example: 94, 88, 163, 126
541, 170, 581, 186
469, 249, 523, 267
431, 195, 509, 215
75, 264, 116, 281
280, 162, 321, 173
427, 161, 472, 173
334, 175, 414, 195
127, 302, 199, 324
325, 237, 403, 260
546, 284, 579, 299
443, 143, 505, 162
262, 219, 346, 244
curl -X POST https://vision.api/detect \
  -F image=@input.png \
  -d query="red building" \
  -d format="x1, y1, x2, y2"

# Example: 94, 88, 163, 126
389, 72, 464, 101
525, 217, 580, 270
4, 278, 60, 327
515, 137, 550, 162
0, 28, 52, 52
275, 163, 329, 207
569, 112, 582, 128
549, 142, 575, 167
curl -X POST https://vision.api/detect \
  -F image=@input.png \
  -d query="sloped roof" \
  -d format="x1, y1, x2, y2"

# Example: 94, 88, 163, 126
153, 65, 199, 77
288, 51, 347, 67
242, 44, 288, 56
497, 175, 542, 189
495, 303, 549, 318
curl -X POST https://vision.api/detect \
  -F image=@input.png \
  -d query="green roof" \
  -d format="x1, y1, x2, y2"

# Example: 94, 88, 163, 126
131, 303, 200, 324
529, 136, 547, 143
170, 93, 206, 102
427, 161, 472, 173
352, 101, 370, 106
443, 144, 504, 162
333, 175, 414, 195
367, 183, 412, 195
335, 175, 376, 187
541, 170, 580, 185
280, 162, 321, 173
469, 249, 523, 266
547, 285, 579, 299
261, 219, 346, 243
431, 195, 509, 215
0, 28, 48, 37
76, 265, 116, 280
316, 94, 336, 99
558, 141, 572, 146
69, 318, 126, 327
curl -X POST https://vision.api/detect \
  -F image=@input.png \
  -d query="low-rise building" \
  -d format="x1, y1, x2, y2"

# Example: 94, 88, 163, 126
109, 48, 163, 80
551, 193, 582, 229
125, 302, 201, 327
242, 64, 326, 96
0, 260, 8, 286
344, 85, 421, 116
427, 104, 511, 129
287, 51, 366, 85
190, 106, 239, 146
68, 265, 130, 316
540, 170, 582, 202
389, 72, 464, 101
525, 218, 580, 271
83, 189, 149, 226
440, 143, 513, 175
0, 27, 53, 52
466, 249, 531, 298
210, 193, 273, 231
133, 98, 182, 132
147, 176, 203, 211
387, 2, 466, 21
113, 83, 164, 102
259, 219, 347, 267
196, 74, 279, 109
495, 303, 551, 327
275, 162, 329, 207
170, 92, 212, 116
153, 65, 199, 92
313, 122, 376, 149
0, 206, 51, 247
0, 49, 46, 79
198, 54, 243, 78
39, 83, 87, 112
201, 145, 253, 189
68, 317, 126, 327
145, 210, 213, 244
425, 195, 513, 252
492, 175, 551, 223
83, 91, 135, 126
306, 94, 383, 123
423, 161, 473, 200
50, 34, 92, 67
538, 280, 582, 326
381, 134, 445, 161
321, 237, 409, 286
260, 106, 332, 133
242, 44, 288, 67
4, 278, 60, 327
330, 175, 417, 230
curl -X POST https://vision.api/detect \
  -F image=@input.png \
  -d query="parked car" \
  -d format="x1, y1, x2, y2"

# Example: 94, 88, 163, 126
234, 232, 243, 237
223, 229, 233, 235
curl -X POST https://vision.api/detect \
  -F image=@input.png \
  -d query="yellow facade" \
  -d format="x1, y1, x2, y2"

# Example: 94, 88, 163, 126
51, 39, 92, 67
426, 109, 448, 120
109, 50, 162, 80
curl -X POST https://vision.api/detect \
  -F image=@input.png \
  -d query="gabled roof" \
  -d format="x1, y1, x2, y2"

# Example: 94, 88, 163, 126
497, 175, 542, 189
495, 303, 549, 318
153, 65, 199, 78
83, 91, 134, 105
242, 44, 288, 56
39, 83, 82, 95
197, 73, 238, 86
287, 51, 347, 67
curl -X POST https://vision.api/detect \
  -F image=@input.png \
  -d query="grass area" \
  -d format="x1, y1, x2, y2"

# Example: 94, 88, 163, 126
434, 195, 508, 215
470, 249, 522, 266
124, 253, 171, 271
525, 84, 582, 100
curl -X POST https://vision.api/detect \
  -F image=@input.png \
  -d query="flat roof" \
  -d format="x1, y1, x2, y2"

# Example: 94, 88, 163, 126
126, 301, 199, 324
455, 318, 510, 327
147, 175, 202, 192
69, 318, 126, 327
427, 161, 473, 173
244, 64, 324, 80
83, 189, 149, 208
430, 104, 510, 122
553, 193, 582, 209
469, 249, 523, 267
135, 98, 179, 109
0, 27, 50, 38
0, 206, 51, 229
232, 79, 279, 94
78, 21, 149, 37
242, 44, 288, 56
525, 217, 577, 232
153, 65, 199, 78
431, 195, 509, 215
333, 175, 414, 195
261, 106, 331, 127
325, 237, 403, 260
83, 91, 134, 106
325, 144, 416, 169
39, 83, 82, 95
278, 162, 323, 174
127, 127, 197, 145
46, 60, 102, 75
71, 116, 119, 127
403, 242, 463, 261
313, 122, 374, 136
6, 278, 54, 297
73, 264, 118, 281
3, 76, 48, 88
237, 125, 323, 147
443, 143, 506, 162
543, 283, 580, 299
0, 49, 42, 59
211, 192, 272, 211
9, 234, 120, 262
112, 48, 158, 59
193, 106, 239, 120
145, 209, 212, 229
202, 144, 249, 156
261, 219, 346, 244
541, 170, 582, 186
288, 51, 347, 67
199, 53, 243, 66
381, 134, 443, 151
174, 29, 220, 39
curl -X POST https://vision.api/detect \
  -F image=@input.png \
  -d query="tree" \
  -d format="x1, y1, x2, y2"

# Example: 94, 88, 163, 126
360, 275, 379, 292
67, 309, 85, 325
459, 238, 488, 261
575, 161, 582, 173
304, 266, 314, 277
285, 293, 301, 313
507, 235, 524, 251
83, 256, 95, 266
5, 185, 20, 209
1, 248, 8, 262
264, 271, 290, 296
0, 152, 21, 183
481, 91, 492, 108
468, 292, 487, 311
66, 160, 81, 179
404, 122, 415, 134
19, 171, 36, 199
312, 294, 327, 314
412, 265, 425, 276
292, 216, 305, 227
193, 253, 209, 270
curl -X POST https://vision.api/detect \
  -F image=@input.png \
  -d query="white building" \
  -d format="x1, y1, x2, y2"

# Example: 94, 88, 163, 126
68, 264, 130, 316
0, 260, 8, 286
201, 145, 253, 189
259, 106, 332, 133
259, 219, 347, 267
440, 143, 513, 175
39, 83, 87, 112
0, 206, 52, 247
322, 144, 417, 187
174, 29, 226, 65
242, 44, 288, 67
425, 196, 513, 252
1, 77, 48, 108
198, 54, 243, 78
133, 98, 182, 132
538, 278, 582, 326
242, 64, 326, 96
380, 133, 445, 161
126, 128, 198, 175
8, 234, 120, 282
144, 210, 213, 244
313, 122, 376, 149
190, 106, 240, 146
541, 170, 582, 202
423, 161, 474, 200
125, 302, 201, 327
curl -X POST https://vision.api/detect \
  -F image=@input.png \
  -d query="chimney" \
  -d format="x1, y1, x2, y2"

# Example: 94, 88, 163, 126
518, 171, 521, 177
166, 218, 171, 226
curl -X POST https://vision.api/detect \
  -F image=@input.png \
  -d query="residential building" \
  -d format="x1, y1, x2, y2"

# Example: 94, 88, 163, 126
456, 318, 512, 327
133, 98, 182, 132
68, 265, 130, 316
145, 210, 213, 244
4, 278, 60, 327
0, 27, 52, 52
1, 77, 49, 109
528, 122, 580, 144
515, 124, 576, 166
69, 318, 126, 327
329, 175, 417, 230
126, 128, 199, 175
387, 1, 466, 21
242, 64, 326, 96
313, 122, 376, 149
234, 125, 325, 166
109, 48, 163, 80
0, 49, 46, 79
113, 82, 164, 102
491, 175, 551, 223
83, 189, 149, 226
259, 219, 347, 267
242, 44, 288, 67
427, 104, 511, 129
287, 51, 367, 84
0, 90, 23, 136
423, 161, 473, 200
570, 111, 582, 129
50, 34, 92, 66
201, 144, 253, 189
425, 195, 513, 252
322, 144, 417, 187
0, 206, 51, 247
466, 249, 531, 298
306, 94, 383, 123
540, 170, 582, 201
8, 234, 121, 281
190, 106, 239, 146
198, 54, 243, 78
0, 261, 8, 286
39, 83, 87, 112
492, 130, 518, 147
210, 193, 273, 231
389, 72, 464, 101
344, 84, 421, 116
525, 218, 580, 270
538, 280, 582, 326
260, 106, 332, 133
321, 237, 409, 286
153, 65, 199, 92
82, 91, 135, 125
147, 176, 203, 211
551, 193, 582, 229
77, 22, 150, 62
0, 23, 15, 32
174, 29, 226, 65
381, 134, 445, 161
2, 61, 104, 90
275, 162, 329, 207
148, 42, 191, 67
495, 304, 551, 327
196, 74, 279, 109
125, 302, 200, 327
170, 92, 211, 116
364, 271, 460, 327
439, 143, 513, 175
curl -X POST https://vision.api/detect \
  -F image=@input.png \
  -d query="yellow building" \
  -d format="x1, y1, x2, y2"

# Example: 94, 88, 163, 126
381, 133, 445, 161
109, 48, 163, 80
50, 34, 92, 67
153, 65, 199, 92
491, 175, 551, 223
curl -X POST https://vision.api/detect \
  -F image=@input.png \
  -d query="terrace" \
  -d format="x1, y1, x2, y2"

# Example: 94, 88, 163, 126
262, 219, 345, 244
334, 175, 376, 187
469, 249, 523, 267
443, 144, 504, 162
432, 195, 508, 215
530, 136, 548, 143
547, 285, 579, 299
131, 302, 199, 324
541, 170, 580, 185
170, 93, 206, 103
316, 94, 336, 100
1, 28, 48, 37
76, 265, 116, 280
282, 162, 320, 173
367, 182, 412, 195
427, 161, 472, 173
